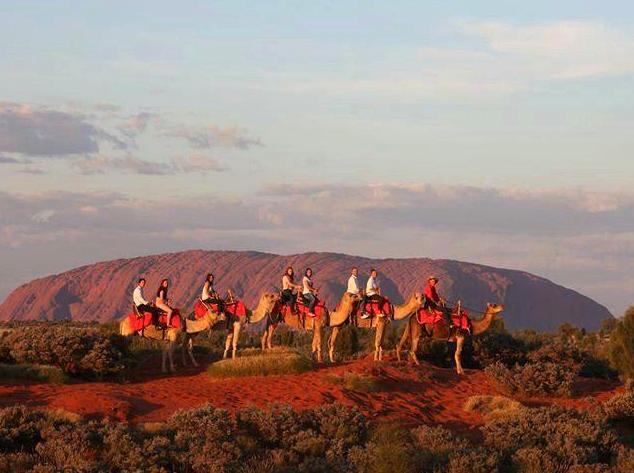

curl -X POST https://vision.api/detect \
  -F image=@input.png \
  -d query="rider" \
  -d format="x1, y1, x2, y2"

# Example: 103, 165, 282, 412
424, 276, 453, 328
347, 267, 360, 295
132, 278, 153, 315
281, 266, 302, 313
155, 278, 174, 327
201, 273, 224, 313
302, 268, 319, 317
360, 268, 382, 319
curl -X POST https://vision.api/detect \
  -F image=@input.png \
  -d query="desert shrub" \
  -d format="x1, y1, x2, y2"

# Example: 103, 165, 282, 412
485, 361, 576, 397
446, 447, 502, 473
0, 406, 47, 453
0, 363, 68, 384
361, 423, 418, 473
607, 307, 634, 379
34, 421, 102, 472
207, 347, 312, 378
410, 424, 469, 472
529, 341, 617, 380
615, 446, 634, 473
4, 326, 128, 378
470, 330, 528, 368
483, 406, 618, 469
333, 325, 363, 359
325, 371, 381, 392
601, 380, 634, 422
463, 395, 522, 419
415, 337, 453, 367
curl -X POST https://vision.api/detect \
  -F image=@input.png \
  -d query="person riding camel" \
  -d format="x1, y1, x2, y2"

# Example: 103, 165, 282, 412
360, 268, 382, 319
424, 276, 453, 328
347, 267, 360, 295
302, 268, 319, 317
281, 266, 302, 314
201, 273, 224, 313
132, 278, 154, 316
155, 278, 174, 327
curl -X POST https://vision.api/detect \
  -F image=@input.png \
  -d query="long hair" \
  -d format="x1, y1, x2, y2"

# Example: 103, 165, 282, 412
305, 268, 312, 277
206, 273, 214, 283
284, 266, 294, 283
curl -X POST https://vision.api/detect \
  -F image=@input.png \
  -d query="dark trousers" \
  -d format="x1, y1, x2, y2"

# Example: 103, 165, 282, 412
360, 294, 382, 314
203, 297, 224, 313
303, 293, 317, 312
428, 302, 452, 326
281, 289, 295, 307
137, 304, 158, 325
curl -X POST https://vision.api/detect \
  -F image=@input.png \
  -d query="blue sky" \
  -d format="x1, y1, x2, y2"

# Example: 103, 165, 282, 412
1, 1, 633, 316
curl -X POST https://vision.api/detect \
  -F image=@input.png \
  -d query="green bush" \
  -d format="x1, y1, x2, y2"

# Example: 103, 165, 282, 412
485, 361, 576, 397
0, 363, 68, 384
607, 307, 634, 379
207, 347, 312, 378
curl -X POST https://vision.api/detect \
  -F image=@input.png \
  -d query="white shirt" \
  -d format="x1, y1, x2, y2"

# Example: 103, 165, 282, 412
302, 276, 313, 295
347, 275, 360, 294
202, 281, 214, 300
366, 276, 379, 296
133, 286, 148, 306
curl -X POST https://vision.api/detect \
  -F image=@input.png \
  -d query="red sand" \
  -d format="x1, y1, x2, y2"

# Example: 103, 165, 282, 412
0, 356, 621, 436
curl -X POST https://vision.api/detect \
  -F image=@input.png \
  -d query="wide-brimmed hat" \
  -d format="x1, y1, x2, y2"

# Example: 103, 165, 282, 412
428, 276, 439, 282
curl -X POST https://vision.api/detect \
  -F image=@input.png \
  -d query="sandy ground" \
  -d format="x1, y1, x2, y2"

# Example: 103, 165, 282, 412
0, 354, 621, 438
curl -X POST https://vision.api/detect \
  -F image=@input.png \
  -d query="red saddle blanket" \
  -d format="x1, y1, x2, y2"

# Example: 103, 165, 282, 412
350, 297, 392, 317
126, 309, 182, 331
193, 300, 247, 320
416, 308, 471, 331
273, 298, 327, 319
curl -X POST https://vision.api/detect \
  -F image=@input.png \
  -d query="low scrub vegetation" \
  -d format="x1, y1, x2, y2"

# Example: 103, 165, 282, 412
207, 347, 312, 378
1, 386, 634, 472
325, 371, 381, 392
0, 325, 129, 378
0, 363, 68, 384
485, 361, 577, 397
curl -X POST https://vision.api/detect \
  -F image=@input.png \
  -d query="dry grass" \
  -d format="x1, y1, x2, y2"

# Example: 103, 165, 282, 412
463, 395, 523, 420
0, 363, 69, 384
325, 371, 381, 392
207, 347, 312, 378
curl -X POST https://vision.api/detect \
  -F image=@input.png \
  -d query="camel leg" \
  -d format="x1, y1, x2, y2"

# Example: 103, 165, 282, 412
455, 334, 465, 375
261, 323, 268, 352
410, 321, 421, 366
166, 340, 176, 373
328, 326, 339, 363
232, 322, 241, 359
162, 344, 168, 373
187, 336, 198, 367
224, 332, 232, 359
374, 318, 386, 362
310, 321, 322, 363
266, 325, 274, 350
181, 334, 188, 367
396, 318, 411, 362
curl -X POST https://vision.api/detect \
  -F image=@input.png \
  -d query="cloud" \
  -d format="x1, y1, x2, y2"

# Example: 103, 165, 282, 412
163, 124, 262, 150
73, 153, 226, 175
457, 20, 634, 80
73, 155, 170, 175
0, 103, 127, 157
0, 154, 19, 164
117, 112, 160, 140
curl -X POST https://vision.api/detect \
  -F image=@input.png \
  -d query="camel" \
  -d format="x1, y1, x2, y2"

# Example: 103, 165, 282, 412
327, 293, 424, 362
260, 297, 329, 363
182, 292, 280, 367
396, 302, 505, 374
119, 309, 200, 373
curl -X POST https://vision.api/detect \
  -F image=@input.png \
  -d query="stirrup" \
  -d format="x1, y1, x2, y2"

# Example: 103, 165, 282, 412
360, 312, 371, 319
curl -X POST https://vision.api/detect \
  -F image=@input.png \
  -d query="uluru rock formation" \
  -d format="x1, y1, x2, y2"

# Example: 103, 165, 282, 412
0, 250, 612, 331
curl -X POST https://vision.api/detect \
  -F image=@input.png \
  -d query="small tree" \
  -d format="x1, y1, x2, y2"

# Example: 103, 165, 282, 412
607, 307, 634, 379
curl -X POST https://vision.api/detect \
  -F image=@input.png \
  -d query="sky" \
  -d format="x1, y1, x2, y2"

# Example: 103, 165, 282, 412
1, 0, 633, 316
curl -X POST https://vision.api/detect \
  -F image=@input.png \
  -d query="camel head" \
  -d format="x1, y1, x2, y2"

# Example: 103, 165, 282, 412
260, 292, 281, 313
486, 303, 505, 315
413, 292, 424, 306
342, 292, 362, 306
